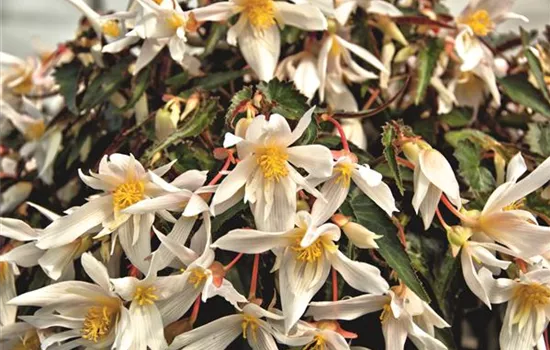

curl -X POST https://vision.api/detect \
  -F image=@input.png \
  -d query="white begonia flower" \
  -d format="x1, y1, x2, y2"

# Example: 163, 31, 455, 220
168, 303, 284, 350
0, 99, 62, 185
211, 107, 333, 232
9, 253, 132, 350
36, 153, 176, 273
0, 51, 58, 96
401, 140, 461, 229
481, 267, 550, 350
275, 51, 321, 102
212, 210, 389, 332
192, 0, 327, 81
0, 202, 100, 281
307, 285, 450, 350
150, 228, 247, 326
123, 169, 212, 270
461, 153, 550, 259
0, 322, 41, 349
310, 155, 398, 226
456, 0, 528, 38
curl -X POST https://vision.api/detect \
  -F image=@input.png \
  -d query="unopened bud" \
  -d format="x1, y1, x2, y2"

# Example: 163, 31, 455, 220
155, 102, 180, 141
332, 214, 381, 249
446, 225, 472, 257
377, 16, 408, 46
235, 116, 253, 138
401, 140, 430, 164
180, 92, 200, 122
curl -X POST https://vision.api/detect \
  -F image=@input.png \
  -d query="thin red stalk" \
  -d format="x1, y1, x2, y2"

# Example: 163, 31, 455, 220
435, 207, 449, 229
190, 296, 201, 325
396, 157, 415, 170
332, 268, 338, 302
224, 253, 244, 271
249, 254, 260, 299
324, 115, 350, 152
440, 194, 467, 221
208, 152, 234, 186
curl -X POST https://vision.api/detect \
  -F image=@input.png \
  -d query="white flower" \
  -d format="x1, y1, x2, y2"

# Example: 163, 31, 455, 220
193, 0, 327, 81
211, 107, 333, 232
212, 210, 389, 332
150, 228, 247, 326
310, 155, 397, 226
9, 253, 132, 349
36, 153, 175, 273
275, 50, 321, 102
482, 267, 550, 350
456, 0, 528, 37
332, 0, 403, 26
0, 52, 58, 96
307, 285, 450, 350
402, 140, 461, 229
0, 99, 62, 185
462, 153, 550, 258
0, 322, 41, 349
168, 303, 283, 350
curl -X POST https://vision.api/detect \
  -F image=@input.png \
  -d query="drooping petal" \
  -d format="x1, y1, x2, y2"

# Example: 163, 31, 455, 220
330, 250, 389, 294
460, 245, 491, 307
310, 176, 349, 225
418, 185, 442, 230
0, 218, 37, 241
212, 229, 292, 254
38, 243, 79, 281
352, 170, 398, 216
287, 145, 333, 178
168, 315, 243, 350
129, 302, 168, 350
418, 149, 461, 208
275, 3, 327, 31
307, 294, 388, 321
334, 35, 386, 73
382, 317, 409, 350
118, 215, 153, 273
211, 156, 256, 215
238, 23, 280, 82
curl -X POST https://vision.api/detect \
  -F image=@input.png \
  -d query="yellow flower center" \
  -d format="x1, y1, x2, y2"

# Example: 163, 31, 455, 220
10, 66, 34, 95
101, 20, 121, 37
25, 120, 46, 141
303, 335, 327, 350
512, 283, 550, 326
256, 145, 289, 181
242, 0, 276, 30
379, 303, 392, 324
188, 268, 208, 288
333, 163, 353, 188
166, 13, 186, 30
81, 305, 117, 343
458, 9, 494, 36
291, 231, 337, 263
503, 198, 526, 211
0, 261, 9, 283
241, 314, 260, 342
12, 330, 40, 350
329, 36, 342, 57
112, 180, 145, 211
133, 286, 158, 306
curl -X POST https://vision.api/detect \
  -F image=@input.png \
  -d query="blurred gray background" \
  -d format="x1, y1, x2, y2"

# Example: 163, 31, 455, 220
1, 0, 549, 57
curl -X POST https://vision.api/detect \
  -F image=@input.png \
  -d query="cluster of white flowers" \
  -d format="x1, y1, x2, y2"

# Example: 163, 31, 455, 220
1, 0, 550, 349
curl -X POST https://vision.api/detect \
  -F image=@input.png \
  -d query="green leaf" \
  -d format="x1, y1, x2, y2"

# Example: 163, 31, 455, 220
201, 23, 227, 58
118, 66, 151, 111
499, 74, 550, 119
257, 79, 308, 119
225, 86, 253, 120
211, 200, 248, 234
54, 61, 82, 115
344, 189, 431, 302
192, 70, 248, 91
381, 123, 404, 195
454, 140, 495, 193
166, 71, 190, 89
415, 38, 444, 105
438, 108, 471, 128
526, 191, 550, 220
521, 28, 550, 103
526, 123, 550, 157
295, 119, 318, 145
80, 58, 132, 110
444, 128, 497, 149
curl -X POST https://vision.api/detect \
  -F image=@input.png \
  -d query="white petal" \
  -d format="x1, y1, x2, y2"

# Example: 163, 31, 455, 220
418, 149, 461, 208
419, 185, 442, 230
81, 252, 111, 292
330, 250, 389, 294
103, 36, 140, 53
9, 281, 106, 306
211, 157, 255, 215
38, 243, 78, 280
212, 228, 291, 253
118, 215, 153, 273
335, 35, 386, 73
168, 315, 243, 350
310, 177, 349, 225
151, 224, 199, 267
288, 106, 316, 145
506, 152, 527, 183
0, 267, 17, 326
134, 38, 168, 75
460, 246, 491, 307
0, 218, 37, 241
352, 170, 398, 216
123, 191, 192, 214
130, 302, 168, 350
238, 23, 280, 82
287, 145, 333, 178
26, 201, 61, 221
275, 3, 327, 31
307, 294, 388, 320
382, 317, 409, 350
363, 0, 403, 16
157, 279, 201, 325
224, 132, 244, 148
0, 242, 42, 267
192, 2, 237, 21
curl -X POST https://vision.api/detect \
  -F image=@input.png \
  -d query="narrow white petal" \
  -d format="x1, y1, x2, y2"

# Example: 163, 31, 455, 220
335, 35, 386, 73
460, 246, 491, 307
81, 252, 111, 292
330, 250, 389, 294
168, 315, 243, 350
352, 171, 398, 216
0, 218, 37, 241
238, 23, 280, 81
307, 294, 388, 320
212, 228, 291, 253
275, 3, 327, 31
211, 157, 255, 214
418, 149, 461, 208
287, 145, 333, 178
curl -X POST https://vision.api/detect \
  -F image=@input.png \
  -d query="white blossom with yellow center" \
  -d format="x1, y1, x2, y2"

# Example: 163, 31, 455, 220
37, 153, 177, 274
9, 253, 130, 349
211, 107, 333, 232
193, 0, 328, 81
213, 210, 389, 332
457, 0, 527, 37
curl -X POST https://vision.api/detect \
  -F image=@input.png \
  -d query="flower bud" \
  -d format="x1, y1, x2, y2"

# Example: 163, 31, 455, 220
235, 116, 253, 138
180, 92, 200, 122
446, 225, 472, 257
155, 101, 180, 141
332, 214, 382, 249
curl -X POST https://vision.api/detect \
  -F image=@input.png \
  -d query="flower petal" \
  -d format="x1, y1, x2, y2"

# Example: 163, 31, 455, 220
275, 3, 327, 31
287, 145, 333, 178
168, 315, 243, 350
238, 23, 280, 81
330, 250, 389, 294
211, 157, 255, 215
307, 294, 388, 320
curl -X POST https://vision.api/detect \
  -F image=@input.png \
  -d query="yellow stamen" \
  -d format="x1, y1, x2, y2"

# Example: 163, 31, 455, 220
379, 303, 392, 323
188, 268, 208, 288
511, 283, 550, 327
24, 120, 46, 141
242, 0, 276, 30
256, 145, 289, 181
333, 162, 353, 188
112, 180, 145, 211
12, 330, 40, 350
81, 305, 117, 342
291, 231, 337, 263
101, 20, 121, 37
241, 314, 260, 342
503, 198, 526, 211
303, 335, 327, 350
166, 13, 186, 30
329, 36, 342, 57
133, 286, 158, 306
458, 9, 494, 36
0, 261, 9, 283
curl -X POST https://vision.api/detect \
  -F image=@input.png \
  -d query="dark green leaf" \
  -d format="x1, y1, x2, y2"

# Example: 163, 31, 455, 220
521, 28, 550, 103
499, 74, 550, 119
381, 124, 404, 194
438, 108, 471, 128
201, 23, 227, 58
80, 58, 132, 110
118, 66, 151, 111
526, 123, 550, 157
225, 86, 253, 120
166, 71, 190, 89
257, 79, 308, 119
454, 140, 495, 193
415, 38, 444, 105
192, 70, 248, 91
54, 61, 82, 115
344, 189, 431, 302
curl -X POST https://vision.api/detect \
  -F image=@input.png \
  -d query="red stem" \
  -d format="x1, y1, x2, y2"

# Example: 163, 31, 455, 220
208, 152, 234, 186
224, 252, 244, 271
332, 268, 338, 302
189, 296, 201, 325
435, 207, 449, 229
249, 254, 260, 299
440, 194, 466, 221
396, 157, 415, 170
324, 115, 350, 152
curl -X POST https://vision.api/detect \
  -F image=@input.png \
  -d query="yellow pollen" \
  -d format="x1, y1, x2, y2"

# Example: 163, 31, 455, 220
0, 262, 9, 283
242, 0, 276, 30
133, 286, 158, 306
10, 66, 34, 95
166, 13, 186, 30
256, 145, 289, 181
329, 36, 342, 57
303, 335, 327, 350
112, 180, 145, 211
12, 330, 40, 350
458, 9, 494, 36
241, 314, 260, 342
81, 306, 116, 343
153, 0, 163, 3
379, 303, 392, 324
101, 20, 121, 37
291, 231, 337, 263
188, 268, 208, 288
24, 120, 46, 141
503, 198, 526, 211
333, 163, 353, 188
